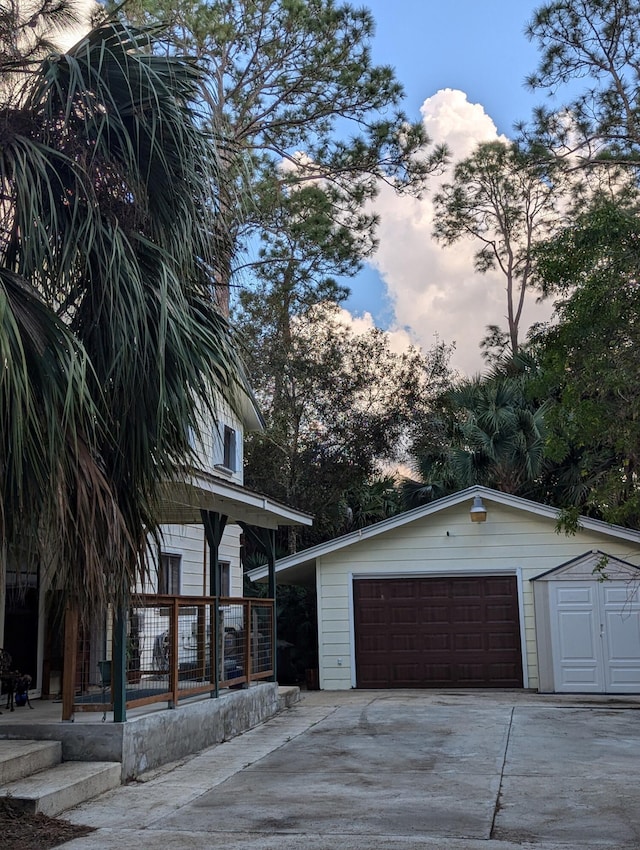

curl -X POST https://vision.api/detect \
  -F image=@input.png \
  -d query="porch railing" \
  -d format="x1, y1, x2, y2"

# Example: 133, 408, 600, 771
65, 595, 274, 719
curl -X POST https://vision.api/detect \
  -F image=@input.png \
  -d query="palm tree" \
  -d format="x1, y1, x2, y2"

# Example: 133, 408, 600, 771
0, 5, 246, 612
405, 358, 547, 505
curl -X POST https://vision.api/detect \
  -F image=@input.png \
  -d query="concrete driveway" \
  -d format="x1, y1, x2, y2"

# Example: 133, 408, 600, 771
62, 689, 640, 850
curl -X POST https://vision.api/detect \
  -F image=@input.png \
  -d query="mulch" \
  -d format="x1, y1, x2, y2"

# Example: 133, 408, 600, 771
0, 798, 95, 850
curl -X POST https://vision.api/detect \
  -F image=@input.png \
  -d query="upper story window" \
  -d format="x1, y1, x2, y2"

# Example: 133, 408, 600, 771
214, 423, 238, 473
223, 426, 236, 470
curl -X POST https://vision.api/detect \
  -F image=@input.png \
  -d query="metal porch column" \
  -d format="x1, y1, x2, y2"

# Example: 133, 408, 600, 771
239, 524, 278, 682
201, 510, 228, 698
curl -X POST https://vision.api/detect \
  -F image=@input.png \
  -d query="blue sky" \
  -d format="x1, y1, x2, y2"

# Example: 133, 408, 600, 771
341, 1, 562, 375
366, 1, 543, 137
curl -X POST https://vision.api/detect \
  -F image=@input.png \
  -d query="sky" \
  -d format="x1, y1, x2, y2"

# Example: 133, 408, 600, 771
340, 0, 565, 376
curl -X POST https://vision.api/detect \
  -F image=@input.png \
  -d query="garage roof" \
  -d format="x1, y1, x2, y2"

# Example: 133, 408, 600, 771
247, 485, 640, 584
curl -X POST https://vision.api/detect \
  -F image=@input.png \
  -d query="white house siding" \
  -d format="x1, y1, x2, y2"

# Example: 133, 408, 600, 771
192, 400, 244, 486
153, 524, 242, 596
315, 502, 640, 691
152, 397, 246, 600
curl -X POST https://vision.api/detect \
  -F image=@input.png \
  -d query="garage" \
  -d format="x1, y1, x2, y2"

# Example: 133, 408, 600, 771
533, 552, 640, 694
353, 575, 523, 688
248, 486, 640, 692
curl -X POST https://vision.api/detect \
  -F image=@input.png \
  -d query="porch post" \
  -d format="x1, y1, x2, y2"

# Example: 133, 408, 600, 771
266, 529, 277, 683
239, 524, 278, 683
201, 510, 228, 698
112, 605, 127, 722
61, 601, 78, 722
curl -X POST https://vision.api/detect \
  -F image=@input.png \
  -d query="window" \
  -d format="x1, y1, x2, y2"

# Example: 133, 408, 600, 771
220, 561, 231, 597
159, 553, 181, 595
213, 424, 238, 473
223, 426, 236, 471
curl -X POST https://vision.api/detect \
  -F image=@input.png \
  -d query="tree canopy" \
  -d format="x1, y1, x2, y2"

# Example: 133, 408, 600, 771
405, 358, 547, 506
433, 140, 564, 358
526, 0, 640, 162
238, 291, 452, 549
108, 0, 446, 306
529, 195, 640, 526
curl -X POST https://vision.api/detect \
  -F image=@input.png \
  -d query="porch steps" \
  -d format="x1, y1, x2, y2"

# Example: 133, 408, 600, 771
0, 739, 120, 816
0, 740, 61, 785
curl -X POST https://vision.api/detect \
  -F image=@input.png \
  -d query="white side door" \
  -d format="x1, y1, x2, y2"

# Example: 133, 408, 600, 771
550, 580, 640, 693
601, 582, 640, 693
550, 581, 604, 692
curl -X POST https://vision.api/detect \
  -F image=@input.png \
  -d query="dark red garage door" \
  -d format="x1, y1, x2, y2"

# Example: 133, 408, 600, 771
354, 576, 523, 688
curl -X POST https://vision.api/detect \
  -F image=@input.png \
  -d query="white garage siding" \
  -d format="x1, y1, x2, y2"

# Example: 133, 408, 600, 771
315, 502, 640, 691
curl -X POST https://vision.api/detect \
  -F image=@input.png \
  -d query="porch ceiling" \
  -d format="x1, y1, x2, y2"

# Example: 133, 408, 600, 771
157, 470, 313, 529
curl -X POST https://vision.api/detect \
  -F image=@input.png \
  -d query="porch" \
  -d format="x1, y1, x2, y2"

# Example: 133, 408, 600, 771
0, 681, 300, 782
1, 591, 300, 783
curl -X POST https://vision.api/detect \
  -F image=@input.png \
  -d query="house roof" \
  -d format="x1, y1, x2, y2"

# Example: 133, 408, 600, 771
239, 386, 265, 432
247, 485, 640, 583
158, 469, 313, 529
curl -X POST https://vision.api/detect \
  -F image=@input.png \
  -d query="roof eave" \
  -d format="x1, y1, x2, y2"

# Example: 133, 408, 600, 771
247, 485, 640, 581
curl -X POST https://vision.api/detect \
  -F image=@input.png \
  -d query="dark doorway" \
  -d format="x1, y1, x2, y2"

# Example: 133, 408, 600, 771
4, 583, 39, 686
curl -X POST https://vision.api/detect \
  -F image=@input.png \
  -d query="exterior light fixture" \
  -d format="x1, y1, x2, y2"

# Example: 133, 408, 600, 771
470, 495, 487, 523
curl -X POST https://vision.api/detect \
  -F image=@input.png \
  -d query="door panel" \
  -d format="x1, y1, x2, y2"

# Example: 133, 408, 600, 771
602, 583, 640, 692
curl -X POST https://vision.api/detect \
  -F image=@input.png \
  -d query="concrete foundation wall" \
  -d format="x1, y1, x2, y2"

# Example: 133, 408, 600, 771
0, 684, 298, 781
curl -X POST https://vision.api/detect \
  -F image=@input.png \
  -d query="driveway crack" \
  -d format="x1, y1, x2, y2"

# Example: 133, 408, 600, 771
490, 705, 514, 839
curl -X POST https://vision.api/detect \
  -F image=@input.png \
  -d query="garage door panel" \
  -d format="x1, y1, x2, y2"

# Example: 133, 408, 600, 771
486, 602, 518, 622
421, 663, 455, 684
359, 634, 388, 653
422, 633, 451, 651
488, 632, 520, 651
454, 632, 485, 651
484, 576, 517, 595
358, 663, 389, 685
418, 579, 450, 598
387, 580, 420, 599
357, 607, 387, 626
354, 576, 523, 689
420, 605, 451, 623
390, 634, 420, 652
390, 604, 419, 625
455, 663, 487, 684
451, 581, 483, 598
488, 662, 522, 683
451, 604, 483, 623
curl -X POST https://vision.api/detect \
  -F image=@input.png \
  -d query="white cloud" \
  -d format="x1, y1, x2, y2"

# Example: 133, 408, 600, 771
363, 88, 554, 376
334, 307, 415, 355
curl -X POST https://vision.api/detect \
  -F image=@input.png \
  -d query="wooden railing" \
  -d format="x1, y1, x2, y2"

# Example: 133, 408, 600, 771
66, 595, 274, 719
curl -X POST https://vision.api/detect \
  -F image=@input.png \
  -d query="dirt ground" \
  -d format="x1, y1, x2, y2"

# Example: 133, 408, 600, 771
0, 798, 94, 850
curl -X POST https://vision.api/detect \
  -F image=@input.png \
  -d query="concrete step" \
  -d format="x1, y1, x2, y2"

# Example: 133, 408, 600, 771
1, 760, 121, 816
0, 739, 62, 784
